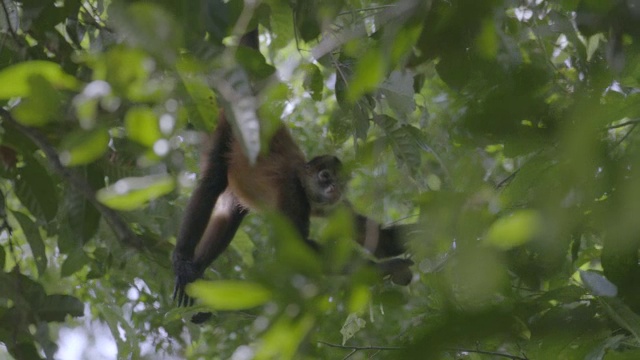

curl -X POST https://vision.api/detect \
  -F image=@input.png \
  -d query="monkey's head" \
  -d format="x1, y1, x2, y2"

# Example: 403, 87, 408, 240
303, 155, 349, 216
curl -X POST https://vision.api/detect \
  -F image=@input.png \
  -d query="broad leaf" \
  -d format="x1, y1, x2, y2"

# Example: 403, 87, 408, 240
96, 174, 175, 211
187, 280, 272, 310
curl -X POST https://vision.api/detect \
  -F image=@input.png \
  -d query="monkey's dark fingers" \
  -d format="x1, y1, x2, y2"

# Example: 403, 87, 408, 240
376, 258, 414, 286
172, 281, 179, 302
173, 277, 192, 307
191, 311, 213, 324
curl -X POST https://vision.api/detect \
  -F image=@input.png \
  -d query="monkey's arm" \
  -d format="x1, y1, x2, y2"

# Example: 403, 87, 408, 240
350, 211, 415, 285
193, 191, 248, 271
352, 212, 412, 258
173, 118, 234, 306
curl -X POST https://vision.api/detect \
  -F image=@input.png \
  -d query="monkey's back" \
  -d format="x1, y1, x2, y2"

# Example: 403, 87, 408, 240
226, 125, 307, 211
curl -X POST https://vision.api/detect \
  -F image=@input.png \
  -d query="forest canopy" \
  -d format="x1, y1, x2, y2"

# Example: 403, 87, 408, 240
2, 0, 640, 359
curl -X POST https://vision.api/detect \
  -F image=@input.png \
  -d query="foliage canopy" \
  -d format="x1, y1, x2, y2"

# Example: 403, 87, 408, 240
2, 0, 640, 359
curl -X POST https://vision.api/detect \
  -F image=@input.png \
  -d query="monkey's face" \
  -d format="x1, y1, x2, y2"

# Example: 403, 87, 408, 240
304, 155, 348, 215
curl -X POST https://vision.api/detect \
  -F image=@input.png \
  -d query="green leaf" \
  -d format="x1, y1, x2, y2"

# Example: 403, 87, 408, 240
600, 297, 640, 343
15, 157, 59, 221
236, 46, 276, 80
486, 210, 543, 250
96, 174, 175, 211
64, 167, 102, 248
379, 71, 416, 117
302, 63, 323, 101
348, 285, 370, 314
476, 19, 498, 59
176, 58, 218, 131
256, 313, 315, 360
265, 212, 323, 276
0, 60, 80, 99
220, 67, 260, 164
61, 249, 90, 277
586, 34, 604, 61
11, 75, 64, 126
112, 2, 181, 64
94, 46, 163, 102
347, 48, 385, 102
389, 125, 421, 171
12, 211, 47, 277
59, 128, 110, 166
37, 294, 84, 322
124, 107, 161, 147
230, 230, 255, 266
187, 280, 272, 310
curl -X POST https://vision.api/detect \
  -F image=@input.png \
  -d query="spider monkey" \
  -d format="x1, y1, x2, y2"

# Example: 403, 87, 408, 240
172, 30, 413, 309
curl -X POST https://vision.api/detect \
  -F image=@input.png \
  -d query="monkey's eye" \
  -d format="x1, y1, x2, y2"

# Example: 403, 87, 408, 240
318, 169, 331, 181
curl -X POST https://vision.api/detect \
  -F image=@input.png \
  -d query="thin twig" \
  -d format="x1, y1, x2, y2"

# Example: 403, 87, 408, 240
318, 341, 528, 360
607, 119, 640, 130
614, 123, 638, 148
338, 5, 396, 16
0, 108, 141, 249
318, 341, 403, 351
496, 169, 520, 189
0, 0, 20, 44
453, 348, 528, 360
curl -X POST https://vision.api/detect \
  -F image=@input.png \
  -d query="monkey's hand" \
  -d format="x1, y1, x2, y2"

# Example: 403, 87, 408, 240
376, 258, 414, 286
172, 258, 201, 307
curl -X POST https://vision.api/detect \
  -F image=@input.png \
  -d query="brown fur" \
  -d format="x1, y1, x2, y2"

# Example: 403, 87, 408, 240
227, 127, 306, 211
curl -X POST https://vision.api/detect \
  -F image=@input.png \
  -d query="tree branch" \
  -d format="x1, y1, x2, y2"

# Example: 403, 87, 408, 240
453, 348, 529, 360
607, 119, 640, 130
317, 341, 402, 351
310, 0, 424, 60
317, 341, 529, 360
0, 108, 142, 249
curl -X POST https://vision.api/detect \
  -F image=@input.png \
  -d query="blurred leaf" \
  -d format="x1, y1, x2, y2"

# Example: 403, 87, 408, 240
379, 71, 416, 117
62, 167, 102, 250
348, 285, 370, 314
293, 0, 320, 42
12, 212, 47, 277
221, 67, 260, 164
15, 158, 59, 222
0, 61, 80, 99
125, 107, 161, 147
61, 249, 90, 277
258, 82, 290, 148
302, 63, 323, 101
389, 125, 422, 171
37, 294, 84, 322
476, 19, 498, 59
112, 2, 182, 64
347, 48, 385, 102
256, 314, 315, 360
230, 229, 255, 266
176, 58, 218, 131
486, 210, 543, 250
96, 174, 175, 211
11, 75, 64, 126
59, 128, 110, 166
265, 212, 323, 276
236, 46, 276, 80
187, 280, 272, 310
581, 271, 618, 297
94, 46, 163, 101
600, 298, 640, 342
340, 313, 366, 345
